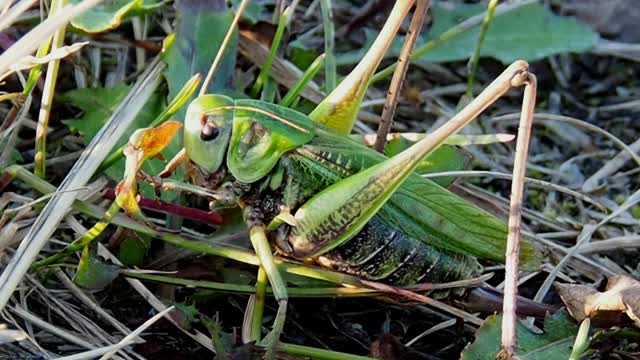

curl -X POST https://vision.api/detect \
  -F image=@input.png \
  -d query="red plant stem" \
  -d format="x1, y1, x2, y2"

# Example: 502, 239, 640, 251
0, 171, 15, 192
103, 188, 223, 225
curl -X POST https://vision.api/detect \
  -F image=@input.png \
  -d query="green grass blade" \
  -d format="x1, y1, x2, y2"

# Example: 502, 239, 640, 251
279, 53, 325, 107
466, 0, 499, 97
250, 7, 291, 98
319, 0, 336, 92
34, 0, 67, 179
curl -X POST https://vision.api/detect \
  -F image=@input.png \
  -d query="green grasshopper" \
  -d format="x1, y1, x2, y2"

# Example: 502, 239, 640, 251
127, 1, 539, 356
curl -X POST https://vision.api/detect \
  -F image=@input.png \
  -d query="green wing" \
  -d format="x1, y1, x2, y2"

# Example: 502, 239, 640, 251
293, 130, 539, 269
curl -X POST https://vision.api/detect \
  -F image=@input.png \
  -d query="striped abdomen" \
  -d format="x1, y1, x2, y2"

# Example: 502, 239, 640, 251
316, 217, 482, 286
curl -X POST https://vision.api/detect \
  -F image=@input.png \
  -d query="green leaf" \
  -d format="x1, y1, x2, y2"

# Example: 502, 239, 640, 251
163, 0, 237, 120
202, 315, 234, 358
338, 2, 598, 65
61, 84, 170, 184
70, 0, 162, 33
422, 2, 598, 63
289, 43, 320, 72
74, 246, 120, 290
118, 237, 147, 267
173, 303, 199, 330
461, 311, 579, 360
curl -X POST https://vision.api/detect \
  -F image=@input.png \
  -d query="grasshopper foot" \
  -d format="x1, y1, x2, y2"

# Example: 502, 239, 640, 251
266, 207, 297, 231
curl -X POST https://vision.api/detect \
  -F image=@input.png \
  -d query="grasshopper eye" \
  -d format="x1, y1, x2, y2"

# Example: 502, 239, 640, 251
184, 94, 234, 173
200, 123, 220, 141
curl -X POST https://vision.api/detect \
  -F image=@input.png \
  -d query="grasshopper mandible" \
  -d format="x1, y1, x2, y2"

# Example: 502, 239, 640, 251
126, 0, 539, 356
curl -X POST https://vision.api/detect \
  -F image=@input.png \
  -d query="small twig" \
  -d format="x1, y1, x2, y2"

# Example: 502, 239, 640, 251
420, 170, 607, 211
54, 270, 134, 338
373, 0, 429, 152
239, 31, 324, 102
0, 95, 31, 169
131, 17, 147, 73
360, 279, 483, 325
0, 60, 164, 312
583, 137, 640, 192
0, 0, 38, 32
200, 0, 250, 96
10, 305, 95, 350
279, 53, 325, 107
405, 318, 456, 347
55, 342, 135, 360
304, 0, 320, 18
578, 235, 640, 254
523, 230, 616, 277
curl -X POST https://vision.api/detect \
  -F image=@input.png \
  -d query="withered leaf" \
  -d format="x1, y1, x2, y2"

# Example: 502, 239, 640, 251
115, 121, 182, 218
556, 275, 640, 328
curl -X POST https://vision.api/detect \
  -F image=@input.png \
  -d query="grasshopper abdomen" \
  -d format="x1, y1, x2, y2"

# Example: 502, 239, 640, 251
316, 217, 482, 286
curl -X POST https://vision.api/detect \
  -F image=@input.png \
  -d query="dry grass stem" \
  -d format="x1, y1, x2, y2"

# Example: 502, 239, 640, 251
374, 0, 430, 152
0, 0, 104, 75
95, 243, 215, 352
0, 59, 163, 311
98, 306, 175, 360
0, 42, 88, 82
492, 113, 640, 171
0, 0, 38, 32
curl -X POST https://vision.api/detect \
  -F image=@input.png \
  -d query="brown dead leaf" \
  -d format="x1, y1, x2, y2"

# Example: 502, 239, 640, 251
369, 334, 432, 360
129, 121, 182, 165
556, 275, 640, 328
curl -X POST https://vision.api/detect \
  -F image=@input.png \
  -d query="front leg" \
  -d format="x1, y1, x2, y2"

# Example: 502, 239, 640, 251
266, 158, 320, 233
242, 204, 288, 360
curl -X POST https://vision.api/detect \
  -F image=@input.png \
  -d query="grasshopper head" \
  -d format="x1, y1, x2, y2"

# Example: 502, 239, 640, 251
184, 94, 235, 173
